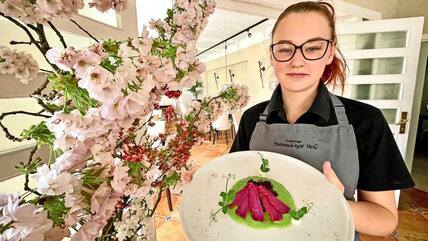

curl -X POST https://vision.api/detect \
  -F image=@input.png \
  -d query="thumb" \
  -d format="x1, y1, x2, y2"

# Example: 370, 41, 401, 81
323, 161, 345, 194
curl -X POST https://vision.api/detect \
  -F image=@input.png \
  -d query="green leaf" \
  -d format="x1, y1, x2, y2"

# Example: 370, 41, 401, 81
64, 82, 98, 115
127, 162, 144, 185
48, 73, 98, 115
15, 158, 40, 175
290, 206, 310, 220
100, 56, 123, 73
226, 189, 236, 203
102, 39, 121, 55
43, 196, 69, 226
163, 172, 180, 188
222, 205, 228, 214
20, 121, 55, 148
167, 9, 174, 18
81, 167, 107, 190
259, 158, 270, 173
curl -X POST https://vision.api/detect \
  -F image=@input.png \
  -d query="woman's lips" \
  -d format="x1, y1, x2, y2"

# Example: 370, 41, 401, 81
286, 73, 309, 78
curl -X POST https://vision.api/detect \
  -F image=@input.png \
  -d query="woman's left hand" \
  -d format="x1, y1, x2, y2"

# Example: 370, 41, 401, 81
323, 161, 345, 194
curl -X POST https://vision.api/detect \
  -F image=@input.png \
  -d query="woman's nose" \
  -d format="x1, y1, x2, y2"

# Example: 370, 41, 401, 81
290, 48, 306, 67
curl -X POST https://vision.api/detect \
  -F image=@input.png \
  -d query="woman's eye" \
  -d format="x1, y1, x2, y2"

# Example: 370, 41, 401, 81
278, 48, 293, 53
305, 47, 321, 52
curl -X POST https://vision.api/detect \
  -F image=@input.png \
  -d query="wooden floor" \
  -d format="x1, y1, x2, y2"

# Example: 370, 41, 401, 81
155, 135, 428, 241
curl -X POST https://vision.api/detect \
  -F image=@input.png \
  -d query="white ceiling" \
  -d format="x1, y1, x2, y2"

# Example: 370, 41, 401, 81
195, 0, 382, 62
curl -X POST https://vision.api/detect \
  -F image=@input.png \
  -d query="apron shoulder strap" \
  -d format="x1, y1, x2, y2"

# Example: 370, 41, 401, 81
329, 93, 350, 125
259, 105, 269, 122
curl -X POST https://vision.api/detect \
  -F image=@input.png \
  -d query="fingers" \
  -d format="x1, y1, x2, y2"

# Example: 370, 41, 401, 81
323, 161, 345, 194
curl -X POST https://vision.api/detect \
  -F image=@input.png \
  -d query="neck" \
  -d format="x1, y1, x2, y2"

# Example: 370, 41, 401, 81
281, 84, 319, 124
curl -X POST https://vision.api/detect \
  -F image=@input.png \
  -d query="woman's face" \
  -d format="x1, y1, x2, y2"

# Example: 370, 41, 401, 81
270, 12, 335, 94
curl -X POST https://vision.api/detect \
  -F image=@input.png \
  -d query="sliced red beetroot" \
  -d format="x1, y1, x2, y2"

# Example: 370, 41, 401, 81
258, 185, 290, 214
228, 180, 290, 222
228, 187, 250, 217
257, 185, 289, 221
235, 195, 250, 218
247, 182, 264, 221
229, 186, 249, 209
259, 193, 283, 221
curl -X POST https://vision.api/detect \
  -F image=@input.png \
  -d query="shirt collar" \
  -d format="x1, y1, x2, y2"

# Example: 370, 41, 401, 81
266, 84, 331, 122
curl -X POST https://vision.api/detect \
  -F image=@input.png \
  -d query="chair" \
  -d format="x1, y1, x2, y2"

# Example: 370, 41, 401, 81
175, 91, 194, 115
211, 112, 233, 145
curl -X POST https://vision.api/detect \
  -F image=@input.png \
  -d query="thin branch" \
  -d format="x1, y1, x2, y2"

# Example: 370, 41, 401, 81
30, 79, 56, 114
0, 120, 28, 142
148, 187, 165, 217
24, 146, 42, 196
40, 68, 53, 74
0, 13, 59, 71
47, 21, 67, 48
10, 40, 42, 45
35, 24, 51, 54
32, 79, 49, 96
0, 12, 43, 54
0, 110, 51, 142
70, 19, 100, 43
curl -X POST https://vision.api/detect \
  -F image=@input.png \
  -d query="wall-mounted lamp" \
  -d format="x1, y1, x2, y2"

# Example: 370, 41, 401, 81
228, 69, 235, 84
258, 61, 266, 88
213, 72, 219, 90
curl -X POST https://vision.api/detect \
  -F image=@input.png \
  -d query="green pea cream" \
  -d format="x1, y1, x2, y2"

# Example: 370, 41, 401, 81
227, 176, 296, 229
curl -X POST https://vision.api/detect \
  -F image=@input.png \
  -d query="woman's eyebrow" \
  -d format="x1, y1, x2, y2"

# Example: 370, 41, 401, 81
274, 37, 327, 45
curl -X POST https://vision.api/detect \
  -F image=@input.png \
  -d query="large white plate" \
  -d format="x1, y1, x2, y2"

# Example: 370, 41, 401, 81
180, 151, 354, 241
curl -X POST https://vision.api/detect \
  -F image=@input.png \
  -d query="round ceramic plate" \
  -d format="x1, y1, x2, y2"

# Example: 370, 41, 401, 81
180, 151, 354, 241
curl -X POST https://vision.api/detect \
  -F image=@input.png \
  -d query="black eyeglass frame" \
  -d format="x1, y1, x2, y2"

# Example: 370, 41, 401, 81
270, 39, 334, 62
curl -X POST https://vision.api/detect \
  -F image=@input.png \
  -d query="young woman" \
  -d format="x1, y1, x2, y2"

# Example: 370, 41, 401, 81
230, 1, 414, 239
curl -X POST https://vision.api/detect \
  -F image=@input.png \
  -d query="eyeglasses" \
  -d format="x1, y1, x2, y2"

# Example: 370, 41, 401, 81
270, 39, 333, 62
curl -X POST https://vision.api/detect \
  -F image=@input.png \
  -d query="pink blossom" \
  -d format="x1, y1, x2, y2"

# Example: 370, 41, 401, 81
91, 183, 111, 214
36, 0, 62, 14
46, 47, 79, 72
120, 90, 149, 117
111, 163, 130, 193
88, 43, 108, 60
78, 65, 123, 103
74, 49, 102, 78
0, 45, 39, 84
152, 59, 176, 84
113, 0, 127, 12
99, 97, 127, 121
43, 227, 71, 241
89, 0, 112, 12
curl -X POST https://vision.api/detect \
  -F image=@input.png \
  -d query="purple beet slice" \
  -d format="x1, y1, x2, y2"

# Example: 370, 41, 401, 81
227, 179, 290, 222
247, 182, 265, 221
257, 185, 290, 221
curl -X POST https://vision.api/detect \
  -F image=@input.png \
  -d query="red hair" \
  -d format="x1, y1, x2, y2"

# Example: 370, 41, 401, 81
271, 1, 347, 91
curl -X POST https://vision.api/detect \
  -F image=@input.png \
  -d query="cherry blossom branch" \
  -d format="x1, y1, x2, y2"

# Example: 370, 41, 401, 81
30, 78, 56, 114
24, 146, 42, 196
0, 12, 44, 54
0, 110, 51, 142
40, 68, 54, 74
70, 19, 100, 43
0, 13, 59, 72
47, 21, 67, 48
10, 40, 43, 45
148, 187, 165, 217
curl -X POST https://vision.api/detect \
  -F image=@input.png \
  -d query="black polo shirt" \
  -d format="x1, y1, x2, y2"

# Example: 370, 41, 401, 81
230, 84, 415, 191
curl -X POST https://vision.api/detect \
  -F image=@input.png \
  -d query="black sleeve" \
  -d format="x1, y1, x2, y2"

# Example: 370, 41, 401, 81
230, 111, 251, 153
357, 109, 415, 191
